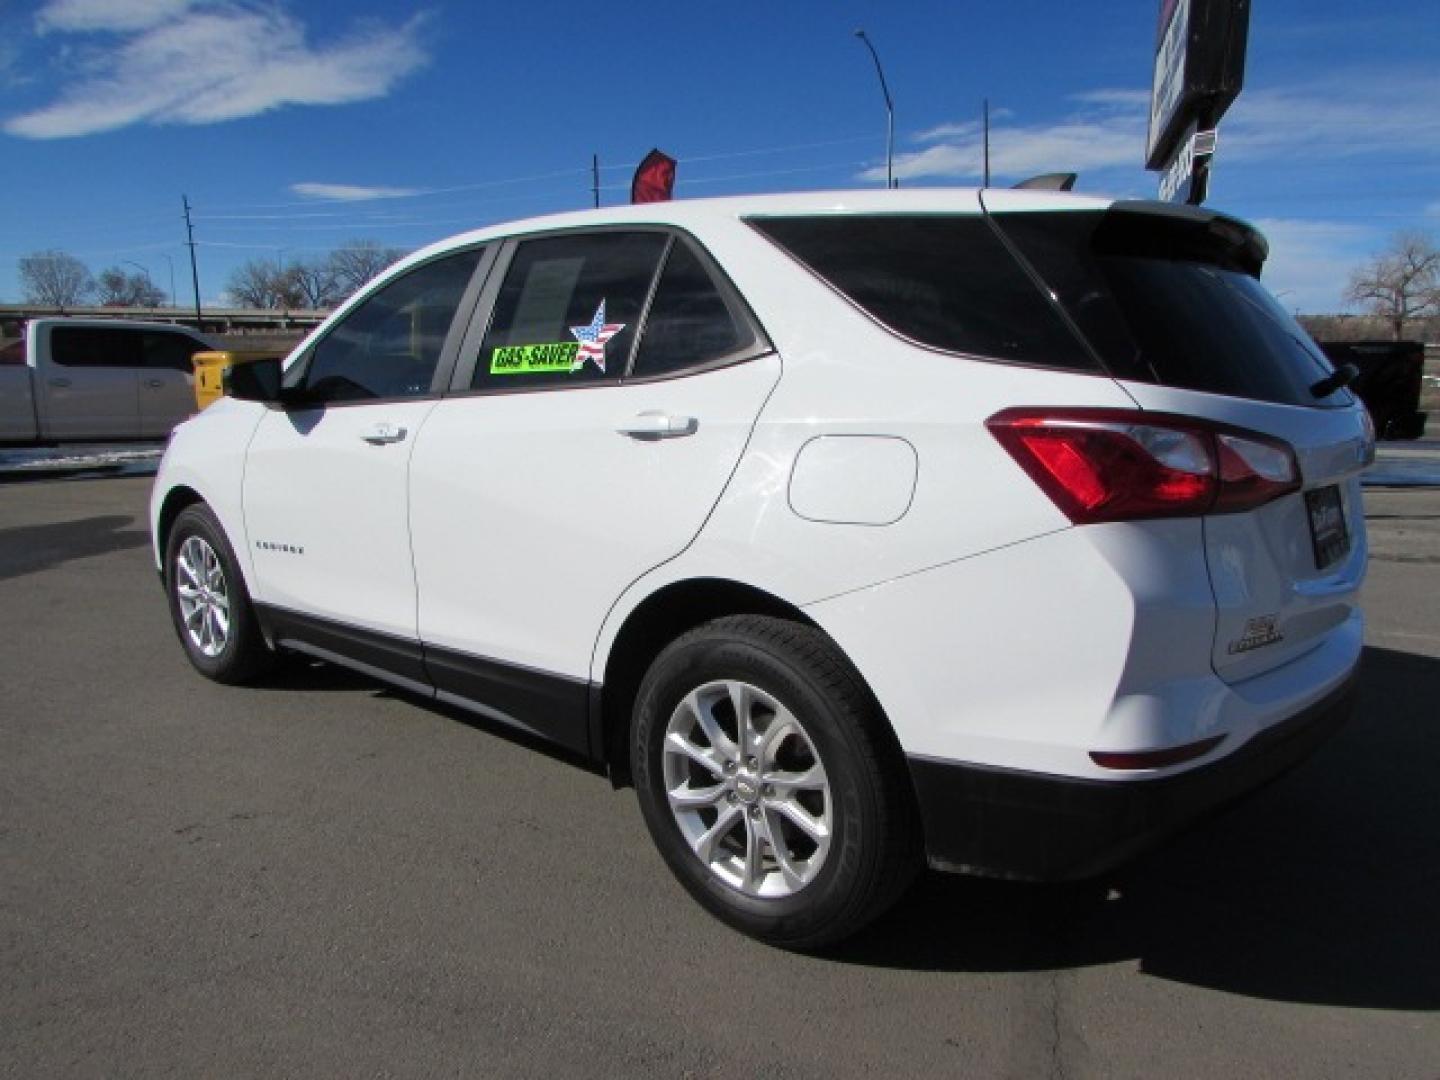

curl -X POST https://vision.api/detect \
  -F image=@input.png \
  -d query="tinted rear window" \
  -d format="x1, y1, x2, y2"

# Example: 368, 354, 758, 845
750, 215, 1097, 371
992, 209, 1346, 408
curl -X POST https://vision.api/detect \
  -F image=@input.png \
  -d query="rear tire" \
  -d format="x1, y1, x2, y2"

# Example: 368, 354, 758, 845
631, 615, 919, 948
165, 504, 273, 685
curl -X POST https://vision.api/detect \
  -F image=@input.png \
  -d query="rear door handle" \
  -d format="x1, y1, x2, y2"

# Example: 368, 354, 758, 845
144, 378, 164, 389
361, 422, 408, 445
615, 412, 698, 439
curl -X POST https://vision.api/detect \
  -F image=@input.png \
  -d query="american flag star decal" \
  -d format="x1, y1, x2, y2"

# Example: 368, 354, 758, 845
569, 300, 625, 372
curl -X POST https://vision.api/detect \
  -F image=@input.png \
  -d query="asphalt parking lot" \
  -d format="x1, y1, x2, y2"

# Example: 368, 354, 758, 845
2, 474, 1438, 1078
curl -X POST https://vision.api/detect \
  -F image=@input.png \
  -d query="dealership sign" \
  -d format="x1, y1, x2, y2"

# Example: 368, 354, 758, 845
1145, 0, 1249, 174
1158, 125, 1218, 204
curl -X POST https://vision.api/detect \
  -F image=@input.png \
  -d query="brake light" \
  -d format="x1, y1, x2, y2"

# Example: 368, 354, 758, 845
987, 409, 1300, 524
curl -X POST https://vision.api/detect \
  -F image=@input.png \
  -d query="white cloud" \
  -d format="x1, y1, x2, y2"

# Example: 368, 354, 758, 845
1222, 74, 1440, 162
866, 97, 1145, 185
37, 0, 195, 34
867, 71, 1440, 187
1251, 218, 1378, 313
6, 3, 429, 139
291, 183, 425, 202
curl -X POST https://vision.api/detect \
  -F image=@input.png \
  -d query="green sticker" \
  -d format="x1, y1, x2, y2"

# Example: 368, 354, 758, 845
489, 341, 580, 375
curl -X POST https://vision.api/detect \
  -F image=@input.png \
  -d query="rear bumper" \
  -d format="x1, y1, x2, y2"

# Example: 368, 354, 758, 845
908, 669, 1358, 881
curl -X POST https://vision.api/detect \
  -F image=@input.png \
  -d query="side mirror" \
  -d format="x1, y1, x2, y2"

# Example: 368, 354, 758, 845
224, 357, 284, 404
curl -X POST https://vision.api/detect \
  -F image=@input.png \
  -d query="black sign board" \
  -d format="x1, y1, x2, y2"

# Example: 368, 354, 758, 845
1146, 0, 1250, 170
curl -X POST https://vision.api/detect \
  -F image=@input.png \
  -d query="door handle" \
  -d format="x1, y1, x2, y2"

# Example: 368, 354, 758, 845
145, 378, 164, 389
361, 422, 408, 445
49, 378, 71, 388
615, 412, 698, 439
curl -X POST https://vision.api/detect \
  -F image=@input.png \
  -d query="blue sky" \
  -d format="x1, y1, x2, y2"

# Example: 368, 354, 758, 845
1, 0, 1437, 313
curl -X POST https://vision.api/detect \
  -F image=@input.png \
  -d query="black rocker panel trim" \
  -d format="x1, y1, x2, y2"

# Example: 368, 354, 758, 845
258, 604, 429, 688
253, 604, 594, 759
423, 643, 592, 758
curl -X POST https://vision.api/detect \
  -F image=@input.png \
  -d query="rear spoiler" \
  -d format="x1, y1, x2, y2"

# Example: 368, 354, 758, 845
1107, 200, 1268, 276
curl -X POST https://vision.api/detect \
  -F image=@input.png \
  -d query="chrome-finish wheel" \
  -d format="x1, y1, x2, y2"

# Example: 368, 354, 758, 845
662, 679, 832, 898
174, 535, 230, 658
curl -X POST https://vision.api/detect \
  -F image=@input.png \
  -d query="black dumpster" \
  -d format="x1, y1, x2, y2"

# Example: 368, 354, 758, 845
1316, 340, 1428, 440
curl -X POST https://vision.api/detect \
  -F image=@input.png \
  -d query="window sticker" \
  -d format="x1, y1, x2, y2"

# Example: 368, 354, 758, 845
569, 299, 625, 373
490, 341, 581, 375
487, 299, 627, 376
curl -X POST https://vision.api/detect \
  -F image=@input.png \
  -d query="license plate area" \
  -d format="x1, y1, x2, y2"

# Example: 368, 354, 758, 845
1305, 485, 1349, 570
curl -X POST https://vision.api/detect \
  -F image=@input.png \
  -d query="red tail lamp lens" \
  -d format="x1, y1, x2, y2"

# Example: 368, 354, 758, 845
987, 409, 1299, 524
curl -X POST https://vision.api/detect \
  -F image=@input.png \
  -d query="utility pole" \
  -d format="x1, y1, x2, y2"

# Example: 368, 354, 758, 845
983, 99, 991, 187
592, 154, 600, 208
182, 195, 202, 327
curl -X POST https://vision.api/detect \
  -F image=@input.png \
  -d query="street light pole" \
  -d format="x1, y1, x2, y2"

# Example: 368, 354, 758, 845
159, 253, 176, 309
854, 29, 896, 189
121, 260, 159, 308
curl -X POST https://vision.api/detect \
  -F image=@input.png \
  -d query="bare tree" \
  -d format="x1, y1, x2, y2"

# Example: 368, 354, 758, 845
97, 267, 166, 307
1346, 232, 1440, 341
19, 250, 94, 308
285, 257, 341, 309
327, 240, 408, 299
226, 259, 304, 309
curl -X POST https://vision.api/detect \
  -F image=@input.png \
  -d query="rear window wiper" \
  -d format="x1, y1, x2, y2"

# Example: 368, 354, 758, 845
1310, 362, 1358, 399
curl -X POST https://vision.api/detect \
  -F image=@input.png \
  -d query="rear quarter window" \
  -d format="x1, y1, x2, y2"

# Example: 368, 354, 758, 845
749, 214, 1097, 371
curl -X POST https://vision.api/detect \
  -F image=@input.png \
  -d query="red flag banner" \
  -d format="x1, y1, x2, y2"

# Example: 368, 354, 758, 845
631, 149, 677, 204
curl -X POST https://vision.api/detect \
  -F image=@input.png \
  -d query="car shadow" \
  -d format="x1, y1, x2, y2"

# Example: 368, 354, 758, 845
251, 657, 600, 774
827, 645, 1440, 1010
0, 515, 150, 582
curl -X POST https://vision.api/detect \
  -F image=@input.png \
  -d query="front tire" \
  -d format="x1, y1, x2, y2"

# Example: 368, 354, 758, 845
165, 503, 273, 685
631, 615, 918, 948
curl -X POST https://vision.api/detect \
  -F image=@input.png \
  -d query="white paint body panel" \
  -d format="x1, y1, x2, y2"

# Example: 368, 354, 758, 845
243, 401, 439, 640
788, 436, 918, 525
1118, 381, 1370, 684
410, 356, 780, 678
149, 396, 267, 585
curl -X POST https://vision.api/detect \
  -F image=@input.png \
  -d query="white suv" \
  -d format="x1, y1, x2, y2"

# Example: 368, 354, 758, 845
151, 189, 1370, 947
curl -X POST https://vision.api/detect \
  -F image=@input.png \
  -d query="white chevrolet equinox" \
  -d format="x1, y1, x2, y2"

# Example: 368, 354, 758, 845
151, 190, 1371, 947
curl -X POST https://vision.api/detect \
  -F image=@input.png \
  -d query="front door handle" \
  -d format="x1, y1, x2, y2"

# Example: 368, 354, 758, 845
361, 422, 408, 445
49, 378, 71, 388
615, 412, 698, 439
144, 378, 164, 389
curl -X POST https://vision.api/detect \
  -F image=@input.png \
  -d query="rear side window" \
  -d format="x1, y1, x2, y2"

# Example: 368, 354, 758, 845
992, 210, 1345, 408
0, 336, 23, 365
473, 231, 668, 391
750, 215, 1096, 371
142, 332, 209, 372
51, 326, 143, 367
631, 240, 756, 379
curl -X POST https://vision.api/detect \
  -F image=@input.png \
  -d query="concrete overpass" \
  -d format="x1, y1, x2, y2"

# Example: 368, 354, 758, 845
0, 303, 330, 336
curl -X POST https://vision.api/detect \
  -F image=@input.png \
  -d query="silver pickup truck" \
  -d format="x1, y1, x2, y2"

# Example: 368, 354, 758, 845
0, 318, 215, 444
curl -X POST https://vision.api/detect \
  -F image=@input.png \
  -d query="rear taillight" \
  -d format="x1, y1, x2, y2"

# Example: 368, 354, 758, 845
986, 408, 1300, 524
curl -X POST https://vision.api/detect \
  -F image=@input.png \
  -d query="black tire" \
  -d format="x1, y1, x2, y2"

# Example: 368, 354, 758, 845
631, 615, 919, 949
164, 503, 273, 685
